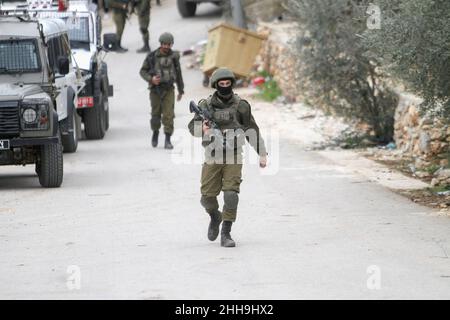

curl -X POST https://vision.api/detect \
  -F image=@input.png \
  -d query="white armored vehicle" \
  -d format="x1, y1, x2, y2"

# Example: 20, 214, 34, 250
31, 0, 113, 140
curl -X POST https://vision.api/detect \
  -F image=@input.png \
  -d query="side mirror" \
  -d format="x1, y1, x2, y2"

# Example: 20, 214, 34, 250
57, 56, 70, 75
103, 33, 118, 51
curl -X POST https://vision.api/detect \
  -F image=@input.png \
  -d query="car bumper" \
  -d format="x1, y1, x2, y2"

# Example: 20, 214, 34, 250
10, 137, 59, 147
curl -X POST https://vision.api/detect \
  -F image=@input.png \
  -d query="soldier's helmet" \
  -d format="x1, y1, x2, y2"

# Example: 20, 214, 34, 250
210, 67, 236, 89
159, 32, 174, 44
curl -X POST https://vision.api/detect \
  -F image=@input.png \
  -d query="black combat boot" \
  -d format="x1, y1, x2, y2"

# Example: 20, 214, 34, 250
116, 40, 128, 53
221, 221, 236, 247
164, 133, 173, 149
151, 130, 159, 147
137, 42, 150, 53
207, 210, 222, 241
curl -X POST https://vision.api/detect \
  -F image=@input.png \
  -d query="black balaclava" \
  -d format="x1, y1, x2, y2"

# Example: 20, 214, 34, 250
216, 79, 234, 100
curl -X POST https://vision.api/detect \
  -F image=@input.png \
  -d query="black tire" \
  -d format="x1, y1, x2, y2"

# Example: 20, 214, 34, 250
100, 63, 111, 131
84, 91, 106, 139
37, 140, 63, 188
105, 100, 110, 131
61, 108, 79, 153
177, 0, 197, 17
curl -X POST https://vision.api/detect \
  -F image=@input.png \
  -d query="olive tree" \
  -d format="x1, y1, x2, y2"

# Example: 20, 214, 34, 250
287, 0, 397, 142
364, 0, 450, 117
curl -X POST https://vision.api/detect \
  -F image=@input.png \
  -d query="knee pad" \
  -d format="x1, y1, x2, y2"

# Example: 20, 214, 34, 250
200, 196, 219, 213
223, 191, 239, 212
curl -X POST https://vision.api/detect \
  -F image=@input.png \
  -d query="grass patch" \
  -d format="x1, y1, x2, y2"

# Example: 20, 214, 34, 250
428, 185, 450, 194
424, 164, 441, 175
256, 78, 282, 102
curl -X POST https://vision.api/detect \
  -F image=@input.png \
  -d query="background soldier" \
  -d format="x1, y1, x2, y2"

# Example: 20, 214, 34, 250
135, 0, 151, 53
109, 0, 129, 52
139, 32, 184, 149
188, 68, 268, 248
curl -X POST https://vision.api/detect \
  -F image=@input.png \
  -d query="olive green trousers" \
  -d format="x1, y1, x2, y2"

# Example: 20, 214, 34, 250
112, 9, 127, 43
200, 163, 243, 222
136, 0, 150, 44
150, 87, 175, 135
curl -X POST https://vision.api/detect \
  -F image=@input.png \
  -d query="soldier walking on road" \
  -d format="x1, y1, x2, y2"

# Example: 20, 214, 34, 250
135, 0, 151, 53
139, 32, 184, 149
108, 0, 129, 52
188, 68, 268, 247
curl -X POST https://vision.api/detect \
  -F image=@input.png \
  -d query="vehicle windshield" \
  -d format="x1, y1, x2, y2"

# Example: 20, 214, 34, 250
0, 39, 41, 74
63, 16, 90, 48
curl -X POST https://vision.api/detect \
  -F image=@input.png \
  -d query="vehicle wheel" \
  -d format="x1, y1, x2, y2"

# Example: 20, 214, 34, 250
177, 0, 197, 17
35, 161, 41, 176
100, 64, 111, 131
104, 95, 110, 131
38, 139, 63, 188
61, 107, 79, 153
84, 91, 106, 139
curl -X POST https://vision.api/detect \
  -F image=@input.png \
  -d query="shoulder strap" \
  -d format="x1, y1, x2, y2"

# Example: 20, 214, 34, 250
231, 94, 241, 110
206, 95, 213, 108
171, 50, 180, 61
146, 51, 156, 67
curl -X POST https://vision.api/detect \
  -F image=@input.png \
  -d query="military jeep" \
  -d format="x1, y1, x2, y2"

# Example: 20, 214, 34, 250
0, 16, 71, 187
32, 0, 113, 140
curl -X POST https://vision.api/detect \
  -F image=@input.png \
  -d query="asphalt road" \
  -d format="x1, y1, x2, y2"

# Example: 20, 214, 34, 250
0, 0, 449, 299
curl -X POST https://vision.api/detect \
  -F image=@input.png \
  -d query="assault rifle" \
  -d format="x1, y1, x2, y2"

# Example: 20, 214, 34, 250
189, 100, 219, 131
189, 100, 229, 149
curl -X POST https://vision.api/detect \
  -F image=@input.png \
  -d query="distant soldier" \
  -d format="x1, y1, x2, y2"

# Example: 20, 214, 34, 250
188, 68, 268, 247
139, 32, 184, 149
135, 0, 151, 53
108, 0, 129, 52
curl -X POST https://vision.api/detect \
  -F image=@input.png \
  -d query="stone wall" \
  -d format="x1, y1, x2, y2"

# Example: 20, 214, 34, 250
254, 22, 302, 103
394, 92, 450, 177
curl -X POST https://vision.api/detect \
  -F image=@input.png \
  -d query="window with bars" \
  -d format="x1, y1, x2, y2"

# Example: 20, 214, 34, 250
0, 40, 41, 73
35, 12, 92, 48
63, 17, 90, 43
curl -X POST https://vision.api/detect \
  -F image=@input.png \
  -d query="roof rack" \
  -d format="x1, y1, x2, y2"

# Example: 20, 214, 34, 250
0, 0, 93, 14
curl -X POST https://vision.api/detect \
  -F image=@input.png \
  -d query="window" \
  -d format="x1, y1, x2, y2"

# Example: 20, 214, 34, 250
63, 17, 90, 47
47, 35, 67, 74
0, 39, 41, 73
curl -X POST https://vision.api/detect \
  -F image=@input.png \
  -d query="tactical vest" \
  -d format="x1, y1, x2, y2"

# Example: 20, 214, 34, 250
154, 52, 177, 85
205, 94, 243, 131
204, 94, 246, 151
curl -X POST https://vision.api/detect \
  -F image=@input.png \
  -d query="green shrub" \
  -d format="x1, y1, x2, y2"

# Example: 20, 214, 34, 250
256, 78, 282, 102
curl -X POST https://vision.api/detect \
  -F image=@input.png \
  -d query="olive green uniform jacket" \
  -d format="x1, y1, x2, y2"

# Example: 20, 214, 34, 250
188, 92, 267, 163
140, 48, 184, 134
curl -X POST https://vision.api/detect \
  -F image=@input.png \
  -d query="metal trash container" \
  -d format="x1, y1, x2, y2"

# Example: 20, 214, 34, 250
202, 22, 267, 78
